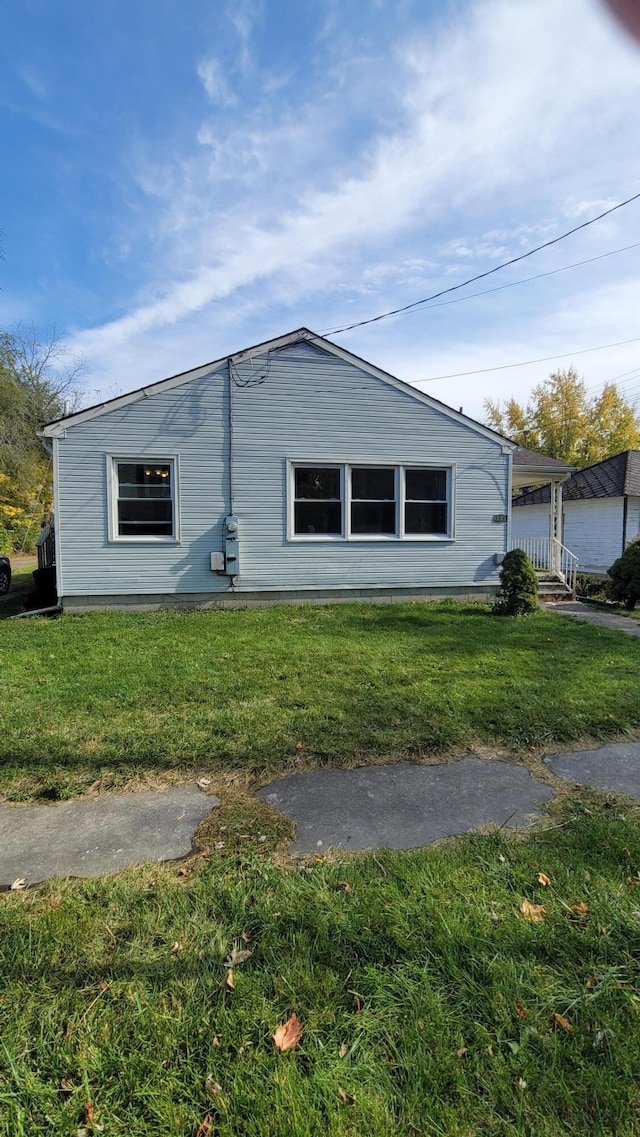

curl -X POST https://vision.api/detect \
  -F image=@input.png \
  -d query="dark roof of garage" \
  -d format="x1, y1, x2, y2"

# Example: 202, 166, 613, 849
513, 450, 640, 506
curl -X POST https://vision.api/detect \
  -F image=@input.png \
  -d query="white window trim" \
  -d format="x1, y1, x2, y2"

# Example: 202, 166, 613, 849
287, 460, 455, 542
106, 454, 181, 543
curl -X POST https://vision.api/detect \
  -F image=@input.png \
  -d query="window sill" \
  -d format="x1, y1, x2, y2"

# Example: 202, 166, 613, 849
289, 535, 455, 543
108, 537, 182, 545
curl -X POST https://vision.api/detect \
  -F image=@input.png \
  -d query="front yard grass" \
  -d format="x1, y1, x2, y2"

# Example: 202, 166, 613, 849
2, 797, 640, 1136
1, 600, 640, 801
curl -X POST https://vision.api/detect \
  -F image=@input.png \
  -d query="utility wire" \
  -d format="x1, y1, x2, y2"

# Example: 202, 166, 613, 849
320, 191, 640, 336
411, 335, 640, 384
359, 241, 640, 318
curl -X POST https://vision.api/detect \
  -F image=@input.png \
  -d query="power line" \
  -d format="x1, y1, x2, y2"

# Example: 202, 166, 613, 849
371, 241, 640, 317
585, 364, 640, 394
320, 191, 640, 336
411, 335, 640, 384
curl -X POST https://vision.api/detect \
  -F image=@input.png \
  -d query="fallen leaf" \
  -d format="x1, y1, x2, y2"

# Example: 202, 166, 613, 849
195, 1116, 212, 1137
337, 1086, 355, 1105
514, 1000, 529, 1019
570, 902, 589, 917
170, 942, 183, 955
295, 742, 304, 750
60, 1078, 75, 1094
457, 1046, 468, 1057
214, 841, 225, 851
352, 993, 362, 1014
221, 969, 235, 993
258, 835, 267, 844
204, 1074, 223, 1097
517, 1078, 527, 1090
520, 899, 546, 923
82, 1102, 96, 1125
225, 944, 253, 967
586, 977, 597, 990
10, 878, 27, 891
497, 854, 507, 864
338, 1043, 348, 1059
197, 777, 212, 788
537, 872, 551, 887
487, 1045, 495, 1057
337, 881, 352, 895
213, 1036, 220, 1046
550, 1011, 573, 1031
77, 1129, 89, 1137
272, 1014, 303, 1051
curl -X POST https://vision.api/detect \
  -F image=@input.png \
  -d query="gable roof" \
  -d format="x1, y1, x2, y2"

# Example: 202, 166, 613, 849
513, 450, 640, 506
41, 326, 515, 449
512, 447, 575, 472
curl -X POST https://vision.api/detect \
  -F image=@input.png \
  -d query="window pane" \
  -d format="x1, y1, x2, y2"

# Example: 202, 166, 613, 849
119, 521, 174, 536
118, 463, 171, 488
406, 468, 447, 501
351, 467, 395, 500
405, 502, 447, 534
351, 501, 396, 534
117, 462, 174, 536
294, 501, 342, 534
295, 467, 340, 500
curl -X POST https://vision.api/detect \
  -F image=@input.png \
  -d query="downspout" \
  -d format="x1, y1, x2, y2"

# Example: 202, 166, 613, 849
228, 359, 235, 517
228, 360, 236, 591
506, 448, 513, 555
38, 431, 62, 600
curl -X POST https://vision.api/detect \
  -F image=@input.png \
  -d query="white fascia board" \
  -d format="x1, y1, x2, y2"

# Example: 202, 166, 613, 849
41, 358, 228, 437
298, 333, 515, 450
40, 324, 513, 450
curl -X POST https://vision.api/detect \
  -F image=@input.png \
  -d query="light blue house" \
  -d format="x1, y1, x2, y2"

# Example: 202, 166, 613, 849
41, 328, 520, 610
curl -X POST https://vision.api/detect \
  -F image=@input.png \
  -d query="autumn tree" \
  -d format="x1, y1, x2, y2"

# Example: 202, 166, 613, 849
0, 324, 84, 553
484, 367, 640, 468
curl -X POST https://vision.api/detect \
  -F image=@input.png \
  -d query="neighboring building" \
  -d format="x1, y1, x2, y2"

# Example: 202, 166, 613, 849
513, 450, 640, 574
40, 328, 571, 611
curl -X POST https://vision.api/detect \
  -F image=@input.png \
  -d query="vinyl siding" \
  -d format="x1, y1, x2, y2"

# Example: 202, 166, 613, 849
230, 343, 508, 590
57, 365, 229, 596
626, 496, 640, 545
56, 342, 509, 599
512, 497, 625, 574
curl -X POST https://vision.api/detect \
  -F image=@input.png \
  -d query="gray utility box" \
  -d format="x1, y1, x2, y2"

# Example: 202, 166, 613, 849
224, 515, 239, 576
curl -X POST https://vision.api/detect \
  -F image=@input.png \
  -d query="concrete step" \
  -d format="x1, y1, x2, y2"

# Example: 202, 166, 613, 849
538, 583, 574, 600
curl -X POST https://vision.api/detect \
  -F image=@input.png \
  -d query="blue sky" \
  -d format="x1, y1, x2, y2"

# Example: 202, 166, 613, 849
2, 0, 640, 421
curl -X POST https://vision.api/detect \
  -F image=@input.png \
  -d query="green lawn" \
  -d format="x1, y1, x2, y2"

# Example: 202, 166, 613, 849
2, 798, 640, 1136
3, 601, 640, 1134
1, 601, 640, 802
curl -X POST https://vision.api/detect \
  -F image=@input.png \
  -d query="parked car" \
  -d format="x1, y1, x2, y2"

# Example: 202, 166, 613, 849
0, 555, 11, 595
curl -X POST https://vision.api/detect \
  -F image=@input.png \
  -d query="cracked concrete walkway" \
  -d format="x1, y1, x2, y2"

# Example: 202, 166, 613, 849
542, 600, 640, 637
258, 759, 554, 854
0, 785, 217, 889
4, 741, 640, 884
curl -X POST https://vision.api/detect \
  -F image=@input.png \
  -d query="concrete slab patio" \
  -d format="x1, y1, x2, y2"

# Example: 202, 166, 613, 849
257, 758, 554, 854
0, 785, 217, 889
546, 742, 640, 798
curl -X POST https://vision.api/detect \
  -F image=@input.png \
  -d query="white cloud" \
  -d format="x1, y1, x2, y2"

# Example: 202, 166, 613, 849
72, 0, 640, 419
197, 56, 236, 105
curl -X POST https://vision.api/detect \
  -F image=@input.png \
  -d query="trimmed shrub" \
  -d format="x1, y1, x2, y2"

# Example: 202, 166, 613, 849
606, 539, 640, 610
493, 548, 538, 616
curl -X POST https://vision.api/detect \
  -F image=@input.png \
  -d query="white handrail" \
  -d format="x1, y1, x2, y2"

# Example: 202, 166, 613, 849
510, 537, 578, 595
